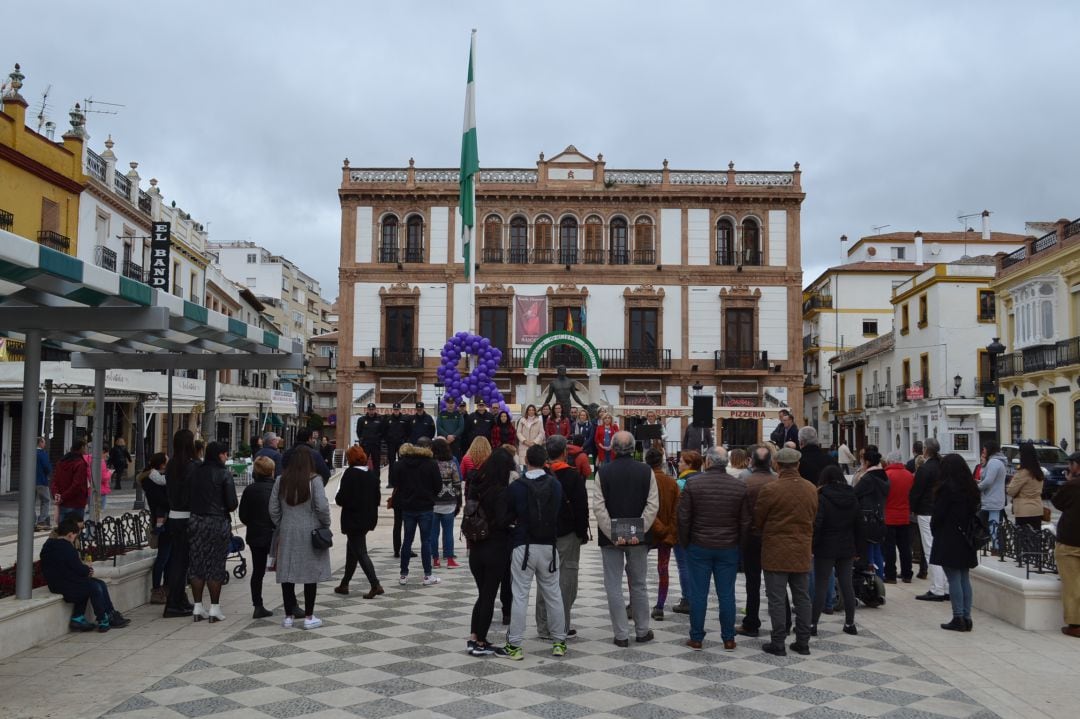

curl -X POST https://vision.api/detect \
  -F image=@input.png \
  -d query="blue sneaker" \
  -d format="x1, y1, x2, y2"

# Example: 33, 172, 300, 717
69, 616, 95, 632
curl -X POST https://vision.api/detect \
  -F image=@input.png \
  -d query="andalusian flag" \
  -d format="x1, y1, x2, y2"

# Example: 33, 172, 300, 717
460, 30, 479, 281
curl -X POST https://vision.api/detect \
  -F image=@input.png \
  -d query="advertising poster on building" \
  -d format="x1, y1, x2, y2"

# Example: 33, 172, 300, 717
514, 295, 547, 344
149, 221, 171, 290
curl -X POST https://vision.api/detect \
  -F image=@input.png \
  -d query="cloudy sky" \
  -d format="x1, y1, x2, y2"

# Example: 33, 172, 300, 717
7, 1, 1079, 297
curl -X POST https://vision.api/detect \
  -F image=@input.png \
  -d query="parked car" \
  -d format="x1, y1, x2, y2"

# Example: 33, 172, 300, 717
1001, 442, 1069, 498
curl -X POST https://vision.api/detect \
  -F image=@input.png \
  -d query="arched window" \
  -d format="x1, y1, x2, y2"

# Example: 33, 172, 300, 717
609, 217, 628, 265
483, 215, 503, 263
404, 215, 424, 263
534, 215, 554, 263
634, 216, 655, 264
509, 216, 528, 264
379, 215, 399, 263
742, 218, 761, 265
716, 218, 735, 265
1011, 405, 1023, 444
583, 216, 603, 264
559, 217, 578, 264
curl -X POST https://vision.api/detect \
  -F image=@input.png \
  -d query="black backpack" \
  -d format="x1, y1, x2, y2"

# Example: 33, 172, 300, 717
524, 473, 560, 544
461, 497, 490, 543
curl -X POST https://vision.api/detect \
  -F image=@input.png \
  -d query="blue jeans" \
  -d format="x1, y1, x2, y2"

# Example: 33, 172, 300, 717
428, 511, 456, 560
70, 578, 114, 621
59, 507, 84, 523
401, 511, 434, 577
943, 567, 973, 619
673, 543, 690, 600
686, 545, 739, 642
866, 543, 885, 579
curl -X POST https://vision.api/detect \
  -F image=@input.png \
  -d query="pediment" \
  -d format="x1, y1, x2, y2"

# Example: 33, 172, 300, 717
547, 145, 594, 164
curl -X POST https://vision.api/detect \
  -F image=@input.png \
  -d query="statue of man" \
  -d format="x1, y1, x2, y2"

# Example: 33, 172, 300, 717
542, 365, 587, 412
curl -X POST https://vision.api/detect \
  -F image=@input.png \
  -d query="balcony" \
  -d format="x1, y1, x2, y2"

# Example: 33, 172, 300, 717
310, 355, 332, 369
996, 336, 1080, 377
716, 248, 736, 266
848, 394, 858, 411
311, 380, 337, 394
582, 248, 606, 265
558, 248, 578, 265
802, 334, 819, 351
532, 248, 555, 264
863, 390, 893, 409
37, 230, 71, 253
633, 249, 656, 265
802, 292, 833, 314
122, 259, 145, 283
0, 209, 12, 231
138, 190, 152, 215
482, 247, 503, 263
402, 245, 424, 263
370, 347, 425, 368
94, 245, 117, 272
742, 249, 763, 266
714, 350, 769, 371
505, 347, 672, 370
896, 381, 929, 403
508, 247, 529, 264
114, 172, 132, 198
608, 248, 629, 265
378, 245, 398, 263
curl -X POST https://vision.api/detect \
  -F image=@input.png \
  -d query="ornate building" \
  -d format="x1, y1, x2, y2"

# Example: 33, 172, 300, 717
337, 146, 805, 447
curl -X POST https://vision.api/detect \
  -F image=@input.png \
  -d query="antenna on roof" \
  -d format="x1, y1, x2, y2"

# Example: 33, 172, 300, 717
871, 224, 890, 235
957, 211, 982, 256
82, 96, 124, 118
33, 84, 51, 133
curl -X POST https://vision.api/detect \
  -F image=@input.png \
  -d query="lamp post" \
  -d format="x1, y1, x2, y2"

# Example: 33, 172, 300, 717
692, 380, 703, 397
434, 380, 445, 410
953, 374, 962, 397
986, 337, 1006, 443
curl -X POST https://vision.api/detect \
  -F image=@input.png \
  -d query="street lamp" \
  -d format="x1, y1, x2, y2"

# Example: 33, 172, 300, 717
692, 380, 703, 396
986, 337, 1006, 443
434, 380, 445, 409
953, 373, 962, 396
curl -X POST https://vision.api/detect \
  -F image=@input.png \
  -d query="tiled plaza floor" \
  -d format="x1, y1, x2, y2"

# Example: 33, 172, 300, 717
97, 542, 999, 719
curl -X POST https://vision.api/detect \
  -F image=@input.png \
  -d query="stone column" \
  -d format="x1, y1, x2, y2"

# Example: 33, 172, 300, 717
587, 369, 602, 407
525, 368, 539, 406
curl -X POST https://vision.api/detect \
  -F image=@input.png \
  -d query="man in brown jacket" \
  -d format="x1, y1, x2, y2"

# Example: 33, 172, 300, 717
753, 447, 818, 656
738, 445, 780, 637
678, 446, 750, 651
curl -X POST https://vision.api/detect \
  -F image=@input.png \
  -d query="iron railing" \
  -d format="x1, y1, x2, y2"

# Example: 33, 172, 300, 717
802, 293, 833, 314
742, 249, 763, 266
80, 510, 153, 564
86, 149, 107, 182
0, 209, 13, 231
633, 249, 656, 265
370, 347, 425, 368
402, 245, 424, 263
114, 172, 132, 198
996, 338, 1080, 377
802, 334, 819, 351
983, 517, 1057, 577
122, 259, 145, 282
505, 347, 671, 370
582, 248, 606, 265
94, 245, 117, 272
378, 244, 398, 263
532, 248, 555, 264
508, 247, 529, 264
37, 230, 71, 253
558, 248, 578, 265
482, 247, 503, 263
716, 248, 736, 265
138, 189, 152, 214
609, 248, 629, 265
714, 350, 769, 370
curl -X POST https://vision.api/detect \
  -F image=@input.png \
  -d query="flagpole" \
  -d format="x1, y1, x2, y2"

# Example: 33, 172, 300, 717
469, 177, 477, 336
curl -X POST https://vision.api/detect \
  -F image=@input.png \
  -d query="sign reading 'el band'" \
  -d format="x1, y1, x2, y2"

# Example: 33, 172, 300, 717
149, 222, 171, 290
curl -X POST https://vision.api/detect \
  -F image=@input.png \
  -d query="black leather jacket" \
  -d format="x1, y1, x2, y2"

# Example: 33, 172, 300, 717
189, 459, 238, 517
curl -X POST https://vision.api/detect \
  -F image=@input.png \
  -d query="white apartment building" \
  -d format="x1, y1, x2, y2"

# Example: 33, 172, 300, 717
830, 257, 1002, 466
803, 223, 1026, 446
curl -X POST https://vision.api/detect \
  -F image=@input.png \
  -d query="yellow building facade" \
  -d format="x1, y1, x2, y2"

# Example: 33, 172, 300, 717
0, 63, 86, 254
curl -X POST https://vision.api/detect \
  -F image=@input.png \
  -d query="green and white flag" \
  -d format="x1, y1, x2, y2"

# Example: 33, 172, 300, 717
460, 30, 479, 280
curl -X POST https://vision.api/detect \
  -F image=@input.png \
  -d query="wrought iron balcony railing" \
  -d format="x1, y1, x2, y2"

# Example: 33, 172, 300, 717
0, 209, 12, 231
482, 247, 503, 263
714, 350, 769, 371
371, 347, 425, 368
633, 248, 656, 265
94, 245, 117, 272
122, 260, 145, 283
37, 230, 71, 253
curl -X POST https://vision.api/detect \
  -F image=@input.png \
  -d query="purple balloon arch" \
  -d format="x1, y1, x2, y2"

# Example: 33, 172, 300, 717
436, 332, 508, 414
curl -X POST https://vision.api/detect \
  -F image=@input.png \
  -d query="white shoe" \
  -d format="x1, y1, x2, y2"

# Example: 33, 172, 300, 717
282, 616, 294, 628
399, 575, 409, 585
303, 616, 323, 630
192, 602, 209, 621
423, 575, 441, 586
208, 605, 226, 623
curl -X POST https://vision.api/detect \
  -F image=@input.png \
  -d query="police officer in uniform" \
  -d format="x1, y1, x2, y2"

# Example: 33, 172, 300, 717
355, 402, 385, 483
409, 401, 436, 444
468, 399, 495, 447
383, 402, 411, 485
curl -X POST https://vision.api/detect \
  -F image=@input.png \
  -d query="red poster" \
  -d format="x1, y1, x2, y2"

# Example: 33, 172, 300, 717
514, 295, 548, 345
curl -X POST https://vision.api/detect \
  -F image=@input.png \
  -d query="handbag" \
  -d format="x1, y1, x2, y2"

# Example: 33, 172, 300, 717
959, 512, 991, 551
1043, 506, 1052, 523
310, 479, 333, 549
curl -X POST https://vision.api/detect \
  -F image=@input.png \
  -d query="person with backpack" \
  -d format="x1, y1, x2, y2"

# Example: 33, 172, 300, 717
535, 435, 589, 641
500, 444, 567, 660
463, 447, 516, 657
854, 447, 890, 579
592, 431, 660, 647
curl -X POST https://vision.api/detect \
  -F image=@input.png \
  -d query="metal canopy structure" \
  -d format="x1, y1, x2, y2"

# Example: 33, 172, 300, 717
0, 229, 304, 599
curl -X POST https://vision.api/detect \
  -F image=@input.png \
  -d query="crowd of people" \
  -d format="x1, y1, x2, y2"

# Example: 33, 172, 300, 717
34, 402, 1080, 652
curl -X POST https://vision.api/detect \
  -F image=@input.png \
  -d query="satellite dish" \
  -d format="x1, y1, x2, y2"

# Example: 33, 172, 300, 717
929, 242, 942, 256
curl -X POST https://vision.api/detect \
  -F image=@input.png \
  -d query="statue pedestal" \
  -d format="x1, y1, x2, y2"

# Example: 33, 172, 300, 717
524, 369, 539, 406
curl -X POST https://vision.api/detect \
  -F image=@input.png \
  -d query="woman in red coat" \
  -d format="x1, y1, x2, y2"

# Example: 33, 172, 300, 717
545, 403, 571, 438
489, 411, 517, 449
594, 413, 619, 467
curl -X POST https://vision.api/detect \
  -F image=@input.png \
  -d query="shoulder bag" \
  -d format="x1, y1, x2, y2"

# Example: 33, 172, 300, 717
310, 479, 334, 549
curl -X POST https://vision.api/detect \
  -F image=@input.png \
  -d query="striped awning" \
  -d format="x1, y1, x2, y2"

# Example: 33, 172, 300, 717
0, 229, 301, 357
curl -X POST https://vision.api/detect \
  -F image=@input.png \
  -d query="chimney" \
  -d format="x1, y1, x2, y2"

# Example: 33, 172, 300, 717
982, 210, 991, 240
914, 230, 924, 266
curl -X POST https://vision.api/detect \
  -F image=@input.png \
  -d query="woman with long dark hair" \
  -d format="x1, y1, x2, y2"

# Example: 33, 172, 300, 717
546, 403, 571, 438
931, 453, 981, 631
812, 465, 862, 635
270, 448, 332, 629
187, 441, 238, 622
490, 410, 517, 449
1007, 441, 1045, 529
335, 445, 383, 598
163, 430, 198, 618
466, 447, 515, 656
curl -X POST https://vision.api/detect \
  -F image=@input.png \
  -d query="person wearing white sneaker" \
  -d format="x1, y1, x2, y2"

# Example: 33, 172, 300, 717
270, 451, 333, 630
187, 442, 238, 625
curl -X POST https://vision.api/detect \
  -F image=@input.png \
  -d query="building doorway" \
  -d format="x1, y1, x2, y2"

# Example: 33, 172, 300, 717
721, 419, 758, 449
1041, 402, 1056, 444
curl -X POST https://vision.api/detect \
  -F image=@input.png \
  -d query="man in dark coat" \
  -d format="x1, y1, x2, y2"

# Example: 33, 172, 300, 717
254, 432, 283, 477
108, 437, 132, 490
239, 455, 277, 619
40, 517, 131, 632
383, 403, 411, 485
770, 410, 799, 447
409, 402, 436, 444
468, 400, 495, 447
393, 441, 443, 583
355, 403, 385, 484
283, 428, 332, 484
796, 426, 837, 486
910, 437, 948, 601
